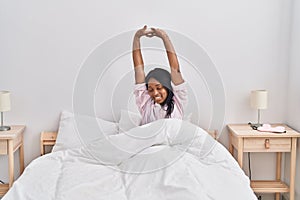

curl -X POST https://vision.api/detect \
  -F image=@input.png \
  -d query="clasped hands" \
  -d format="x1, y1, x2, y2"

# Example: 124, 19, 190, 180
135, 25, 167, 39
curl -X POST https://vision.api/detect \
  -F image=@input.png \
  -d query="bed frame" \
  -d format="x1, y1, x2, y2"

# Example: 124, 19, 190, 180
40, 130, 218, 156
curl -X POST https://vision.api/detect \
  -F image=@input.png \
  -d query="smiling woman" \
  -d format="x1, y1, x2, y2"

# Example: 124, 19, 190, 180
132, 26, 187, 125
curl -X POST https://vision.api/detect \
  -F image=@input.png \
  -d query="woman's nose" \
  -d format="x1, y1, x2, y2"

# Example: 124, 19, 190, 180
153, 90, 158, 95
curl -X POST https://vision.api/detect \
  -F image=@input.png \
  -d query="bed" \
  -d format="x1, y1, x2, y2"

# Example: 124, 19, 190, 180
2, 111, 257, 200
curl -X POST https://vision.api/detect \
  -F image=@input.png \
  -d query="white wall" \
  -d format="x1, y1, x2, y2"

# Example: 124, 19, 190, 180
0, 0, 293, 199
286, 0, 300, 199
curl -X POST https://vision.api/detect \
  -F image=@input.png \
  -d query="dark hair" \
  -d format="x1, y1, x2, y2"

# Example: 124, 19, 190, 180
145, 68, 174, 118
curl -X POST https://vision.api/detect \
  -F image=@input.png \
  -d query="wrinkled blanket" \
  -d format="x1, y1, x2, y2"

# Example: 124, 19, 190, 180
3, 119, 256, 200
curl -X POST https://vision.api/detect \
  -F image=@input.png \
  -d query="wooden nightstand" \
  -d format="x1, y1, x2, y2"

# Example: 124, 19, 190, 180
227, 124, 300, 200
40, 131, 57, 155
0, 125, 25, 196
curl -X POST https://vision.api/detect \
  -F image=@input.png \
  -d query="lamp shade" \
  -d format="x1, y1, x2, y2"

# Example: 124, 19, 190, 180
0, 91, 11, 112
250, 90, 268, 109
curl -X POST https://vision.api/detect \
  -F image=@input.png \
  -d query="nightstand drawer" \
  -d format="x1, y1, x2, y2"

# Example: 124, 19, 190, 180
244, 138, 291, 152
0, 134, 22, 155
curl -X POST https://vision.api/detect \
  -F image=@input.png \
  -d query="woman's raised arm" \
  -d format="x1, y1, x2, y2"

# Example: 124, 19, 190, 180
132, 26, 154, 84
151, 28, 184, 85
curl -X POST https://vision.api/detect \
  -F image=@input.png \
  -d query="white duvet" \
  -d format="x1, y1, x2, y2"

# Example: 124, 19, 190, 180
3, 119, 257, 200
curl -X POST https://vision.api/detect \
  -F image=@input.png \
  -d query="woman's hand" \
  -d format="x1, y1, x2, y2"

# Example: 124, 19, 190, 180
135, 25, 155, 38
150, 28, 168, 39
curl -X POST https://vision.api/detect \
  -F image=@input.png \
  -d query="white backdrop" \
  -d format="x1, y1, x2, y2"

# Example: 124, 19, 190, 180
0, 1, 294, 199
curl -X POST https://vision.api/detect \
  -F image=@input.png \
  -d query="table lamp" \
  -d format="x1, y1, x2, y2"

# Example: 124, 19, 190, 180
0, 91, 11, 131
250, 90, 268, 127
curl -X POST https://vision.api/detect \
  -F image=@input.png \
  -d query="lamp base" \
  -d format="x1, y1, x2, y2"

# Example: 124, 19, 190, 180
0, 126, 11, 131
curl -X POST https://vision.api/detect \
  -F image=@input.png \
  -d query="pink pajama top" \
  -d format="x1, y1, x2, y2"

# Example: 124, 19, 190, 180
134, 82, 188, 125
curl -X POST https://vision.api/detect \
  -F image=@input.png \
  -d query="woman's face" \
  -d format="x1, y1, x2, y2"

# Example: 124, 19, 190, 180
147, 78, 168, 104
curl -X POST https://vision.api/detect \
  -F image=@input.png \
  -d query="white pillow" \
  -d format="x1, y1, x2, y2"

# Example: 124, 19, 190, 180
118, 110, 142, 132
52, 110, 119, 152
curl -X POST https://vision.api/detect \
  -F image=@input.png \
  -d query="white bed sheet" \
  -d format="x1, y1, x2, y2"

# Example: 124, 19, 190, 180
3, 119, 257, 200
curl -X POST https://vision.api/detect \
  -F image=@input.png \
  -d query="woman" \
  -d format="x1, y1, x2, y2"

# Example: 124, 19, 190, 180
133, 25, 187, 125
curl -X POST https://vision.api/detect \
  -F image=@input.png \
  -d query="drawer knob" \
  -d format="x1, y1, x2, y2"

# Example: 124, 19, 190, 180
265, 139, 270, 149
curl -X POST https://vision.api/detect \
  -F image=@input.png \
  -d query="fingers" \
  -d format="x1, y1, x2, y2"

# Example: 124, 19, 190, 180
145, 32, 154, 37
150, 27, 157, 34
137, 26, 165, 38
149, 27, 166, 38
144, 26, 155, 37
139, 25, 152, 35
